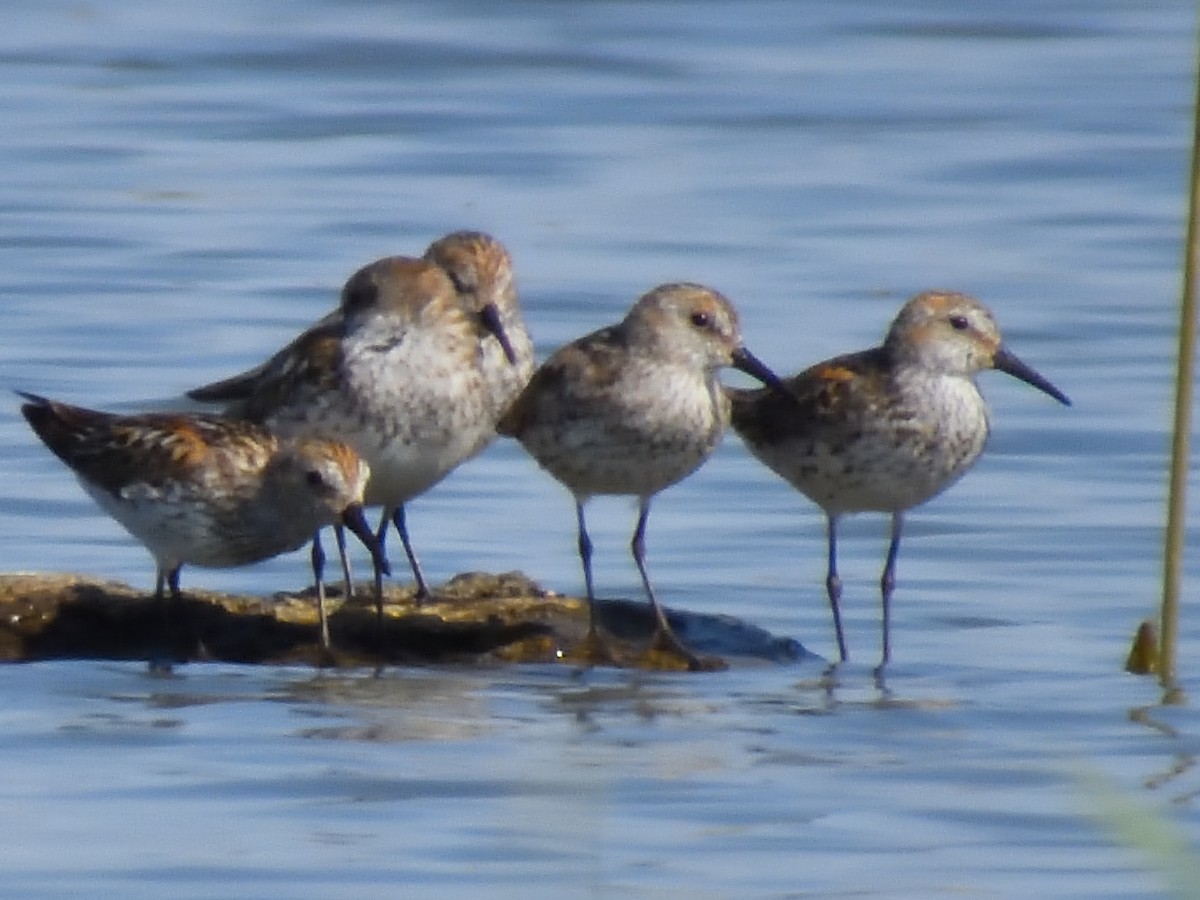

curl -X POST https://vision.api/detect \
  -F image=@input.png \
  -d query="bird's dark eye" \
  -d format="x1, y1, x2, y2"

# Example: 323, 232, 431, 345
341, 275, 379, 311
305, 469, 327, 489
690, 311, 711, 328
445, 269, 472, 294
948, 315, 969, 331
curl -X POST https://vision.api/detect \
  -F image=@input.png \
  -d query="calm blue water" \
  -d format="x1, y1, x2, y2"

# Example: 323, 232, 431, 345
1, 1, 1197, 896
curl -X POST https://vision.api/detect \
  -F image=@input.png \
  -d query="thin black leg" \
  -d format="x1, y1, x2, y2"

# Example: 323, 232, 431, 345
631, 499, 699, 666
166, 566, 182, 606
311, 532, 331, 651
825, 514, 848, 663
333, 524, 354, 600
390, 505, 430, 602
148, 569, 172, 672
150, 565, 183, 670
575, 501, 598, 635
876, 511, 903, 674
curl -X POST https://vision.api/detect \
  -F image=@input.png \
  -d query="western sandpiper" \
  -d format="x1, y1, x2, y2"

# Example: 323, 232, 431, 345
728, 291, 1070, 671
187, 238, 533, 621
498, 282, 786, 669
18, 392, 386, 653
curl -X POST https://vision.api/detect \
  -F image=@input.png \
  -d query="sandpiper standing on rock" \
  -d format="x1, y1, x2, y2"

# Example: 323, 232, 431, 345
187, 235, 533, 623
18, 392, 386, 654
498, 282, 787, 669
728, 291, 1070, 671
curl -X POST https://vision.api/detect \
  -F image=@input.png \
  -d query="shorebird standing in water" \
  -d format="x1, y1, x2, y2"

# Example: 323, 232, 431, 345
729, 291, 1070, 671
500, 282, 787, 670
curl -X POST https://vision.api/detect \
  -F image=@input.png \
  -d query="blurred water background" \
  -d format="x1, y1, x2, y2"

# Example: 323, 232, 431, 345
0, 1, 1197, 897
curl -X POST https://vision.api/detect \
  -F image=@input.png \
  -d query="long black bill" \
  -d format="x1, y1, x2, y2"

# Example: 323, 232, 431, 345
731, 346, 790, 395
479, 303, 519, 365
993, 346, 1071, 406
341, 504, 392, 578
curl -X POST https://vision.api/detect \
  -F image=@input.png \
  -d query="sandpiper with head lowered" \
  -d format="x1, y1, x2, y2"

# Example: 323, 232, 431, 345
18, 392, 385, 655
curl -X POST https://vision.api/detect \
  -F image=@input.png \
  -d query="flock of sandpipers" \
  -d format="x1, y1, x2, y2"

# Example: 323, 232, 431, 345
18, 230, 1070, 672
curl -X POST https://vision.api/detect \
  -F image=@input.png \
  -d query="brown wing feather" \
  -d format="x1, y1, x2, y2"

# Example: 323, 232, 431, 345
729, 347, 894, 445
497, 323, 627, 437
186, 312, 344, 406
19, 394, 275, 494
186, 358, 276, 403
